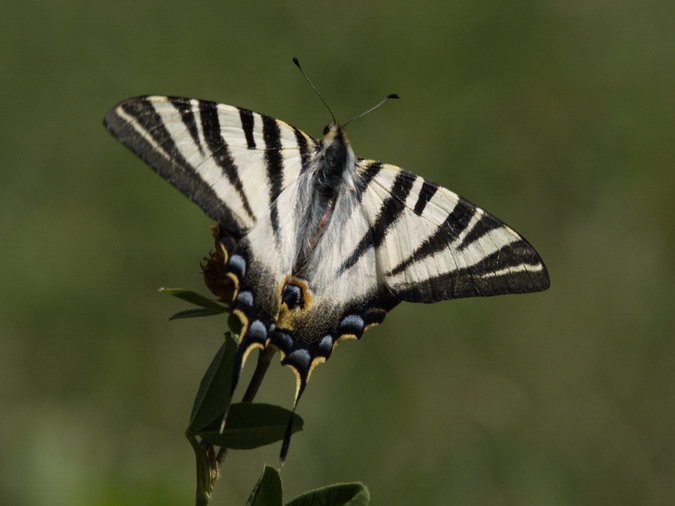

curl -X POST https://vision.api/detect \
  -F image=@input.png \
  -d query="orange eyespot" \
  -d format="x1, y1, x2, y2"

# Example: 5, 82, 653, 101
280, 278, 312, 311
282, 282, 304, 309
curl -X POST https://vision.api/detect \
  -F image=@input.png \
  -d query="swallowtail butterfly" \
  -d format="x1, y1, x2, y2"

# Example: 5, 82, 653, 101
104, 72, 549, 421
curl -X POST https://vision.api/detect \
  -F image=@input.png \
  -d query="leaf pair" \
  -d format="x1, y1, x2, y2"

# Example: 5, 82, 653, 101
248, 466, 370, 506
165, 288, 305, 504
187, 332, 303, 448
160, 287, 230, 320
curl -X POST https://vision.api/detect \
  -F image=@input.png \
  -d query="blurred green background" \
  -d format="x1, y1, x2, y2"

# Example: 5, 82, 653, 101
2, 0, 674, 504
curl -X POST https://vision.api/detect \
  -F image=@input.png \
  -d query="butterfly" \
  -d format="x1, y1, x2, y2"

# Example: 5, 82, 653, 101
103, 81, 550, 422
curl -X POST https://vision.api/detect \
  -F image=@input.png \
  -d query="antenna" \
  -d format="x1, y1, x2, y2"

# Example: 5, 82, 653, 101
343, 93, 400, 128
293, 57, 336, 125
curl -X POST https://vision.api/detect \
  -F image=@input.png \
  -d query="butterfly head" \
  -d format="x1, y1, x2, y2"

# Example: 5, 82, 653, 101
322, 123, 337, 137
320, 123, 354, 172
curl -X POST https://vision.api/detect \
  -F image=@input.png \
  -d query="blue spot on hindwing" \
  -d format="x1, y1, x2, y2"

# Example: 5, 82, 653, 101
247, 320, 267, 343
318, 335, 333, 355
228, 254, 247, 277
285, 349, 311, 371
339, 314, 365, 336
236, 290, 253, 307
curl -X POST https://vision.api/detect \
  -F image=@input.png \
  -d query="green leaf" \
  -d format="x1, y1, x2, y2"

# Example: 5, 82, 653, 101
285, 483, 370, 506
187, 333, 237, 434
247, 465, 283, 506
159, 287, 230, 311
198, 403, 303, 450
169, 307, 227, 320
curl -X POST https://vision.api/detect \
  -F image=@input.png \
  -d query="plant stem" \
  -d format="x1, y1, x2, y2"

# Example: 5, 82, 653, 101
191, 344, 276, 505
242, 346, 276, 402
189, 434, 216, 506
215, 346, 277, 466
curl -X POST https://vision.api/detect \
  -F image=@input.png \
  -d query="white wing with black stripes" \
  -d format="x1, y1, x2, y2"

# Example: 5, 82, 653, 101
104, 95, 549, 416
359, 162, 549, 301
104, 95, 316, 239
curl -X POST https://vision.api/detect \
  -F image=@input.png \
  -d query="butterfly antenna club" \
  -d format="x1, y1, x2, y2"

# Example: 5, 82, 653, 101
343, 93, 400, 128
293, 57, 337, 125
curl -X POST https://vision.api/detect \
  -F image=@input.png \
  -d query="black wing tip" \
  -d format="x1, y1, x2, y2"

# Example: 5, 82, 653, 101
102, 95, 192, 119
536, 260, 552, 291
515, 268, 551, 294
496, 251, 552, 295
102, 105, 124, 137
492, 244, 552, 296
102, 95, 151, 133
517, 239, 551, 293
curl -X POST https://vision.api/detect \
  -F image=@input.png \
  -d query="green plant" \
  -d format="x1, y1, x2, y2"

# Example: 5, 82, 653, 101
161, 288, 369, 506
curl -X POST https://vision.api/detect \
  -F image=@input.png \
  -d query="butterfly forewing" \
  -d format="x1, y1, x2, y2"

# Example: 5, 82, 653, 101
104, 95, 316, 239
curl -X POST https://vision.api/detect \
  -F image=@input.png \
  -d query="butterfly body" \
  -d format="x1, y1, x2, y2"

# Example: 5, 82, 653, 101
104, 95, 549, 401
223, 123, 395, 392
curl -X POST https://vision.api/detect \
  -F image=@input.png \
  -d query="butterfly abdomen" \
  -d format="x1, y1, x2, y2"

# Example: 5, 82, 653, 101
294, 125, 356, 271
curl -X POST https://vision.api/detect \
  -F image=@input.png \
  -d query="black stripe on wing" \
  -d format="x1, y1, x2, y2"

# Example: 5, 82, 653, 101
293, 127, 313, 176
395, 239, 550, 301
354, 160, 383, 203
340, 169, 414, 273
169, 97, 204, 155
388, 191, 476, 277
456, 212, 505, 251
413, 179, 438, 215
239, 108, 256, 149
103, 96, 246, 237
262, 115, 284, 240
199, 101, 257, 223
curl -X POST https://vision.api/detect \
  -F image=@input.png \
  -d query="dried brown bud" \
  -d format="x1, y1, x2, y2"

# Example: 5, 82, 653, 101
201, 225, 236, 302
